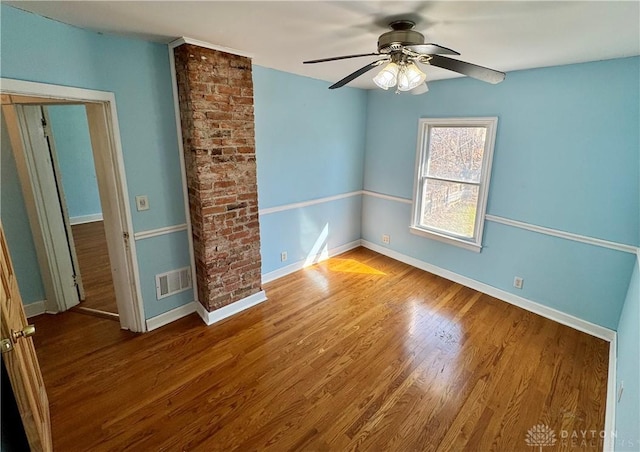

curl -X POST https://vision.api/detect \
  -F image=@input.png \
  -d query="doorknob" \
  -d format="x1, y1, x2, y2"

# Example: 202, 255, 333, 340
12, 325, 36, 342
1, 325, 35, 354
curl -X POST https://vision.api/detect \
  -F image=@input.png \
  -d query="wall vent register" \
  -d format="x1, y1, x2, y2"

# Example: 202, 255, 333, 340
155, 267, 192, 300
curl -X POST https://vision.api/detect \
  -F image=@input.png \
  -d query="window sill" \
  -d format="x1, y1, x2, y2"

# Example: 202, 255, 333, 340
409, 226, 482, 252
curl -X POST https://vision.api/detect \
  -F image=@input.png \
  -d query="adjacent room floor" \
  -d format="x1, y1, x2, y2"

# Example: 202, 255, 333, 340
31, 247, 609, 451
71, 221, 119, 317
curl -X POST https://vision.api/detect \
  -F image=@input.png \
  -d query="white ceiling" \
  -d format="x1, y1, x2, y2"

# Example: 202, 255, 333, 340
8, 1, 640, 89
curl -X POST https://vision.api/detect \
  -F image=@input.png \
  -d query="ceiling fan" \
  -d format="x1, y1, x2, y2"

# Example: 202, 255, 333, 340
303, 20, 506, 94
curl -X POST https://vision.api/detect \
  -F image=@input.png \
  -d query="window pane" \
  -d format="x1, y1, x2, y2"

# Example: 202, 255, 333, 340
425, 127, 487, 183
420, 179, 479, 238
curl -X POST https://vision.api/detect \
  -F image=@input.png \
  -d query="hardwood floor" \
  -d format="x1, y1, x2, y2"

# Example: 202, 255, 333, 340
71, 221, 118, 316
31, 247, 609, 451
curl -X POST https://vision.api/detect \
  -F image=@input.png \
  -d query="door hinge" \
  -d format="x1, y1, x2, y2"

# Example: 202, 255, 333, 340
40, 118, 51, 138
72, 274, 79, 287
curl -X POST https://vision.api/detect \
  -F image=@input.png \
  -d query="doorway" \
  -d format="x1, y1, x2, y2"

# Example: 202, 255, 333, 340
1, 79, 146, 332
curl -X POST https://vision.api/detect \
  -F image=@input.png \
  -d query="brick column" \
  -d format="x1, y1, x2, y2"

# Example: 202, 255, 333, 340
174, 44, 262, 312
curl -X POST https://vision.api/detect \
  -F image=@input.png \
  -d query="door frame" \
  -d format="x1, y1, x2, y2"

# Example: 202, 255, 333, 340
1, 78, 146, 332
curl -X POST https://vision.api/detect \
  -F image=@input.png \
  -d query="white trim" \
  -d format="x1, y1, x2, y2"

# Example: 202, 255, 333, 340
486, 215, 637, 255
361, 239, 616, 342
87, 99, 146, 332
24, 300, 48, 318
409, 226, 481, 252
262, 239, 362, 284
146, 301, 197, 331
2, 78, 147, 333
134, 224, 188, 241
604, 335, 617, 452
167, 42, 199, 304
168, 37, 253, 59
1, 79, 114, 102
360, 190, 639, 255
258, 191, 362, 216
73, 306, 119, 320
70, 213, 103, 225
361, 190, 412, 205
196, 290, 267, 326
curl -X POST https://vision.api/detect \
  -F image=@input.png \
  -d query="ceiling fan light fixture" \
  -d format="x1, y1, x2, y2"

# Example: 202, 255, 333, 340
373, 62, 399, 90
411, 81, 429, 95
305, 19, 505, 90
397, 63, 427, 92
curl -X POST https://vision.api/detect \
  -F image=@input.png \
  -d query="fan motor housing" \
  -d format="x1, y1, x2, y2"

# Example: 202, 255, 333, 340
377, 20, 424, 53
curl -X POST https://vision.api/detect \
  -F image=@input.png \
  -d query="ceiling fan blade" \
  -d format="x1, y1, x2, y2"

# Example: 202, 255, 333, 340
405, 44, 460, 56
329, 59, 387, 89
304, 53, 381, 64
429, 55, 506, 84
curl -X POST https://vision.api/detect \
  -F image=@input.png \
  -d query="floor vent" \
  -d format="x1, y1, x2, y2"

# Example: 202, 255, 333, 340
155, 267, 192, 300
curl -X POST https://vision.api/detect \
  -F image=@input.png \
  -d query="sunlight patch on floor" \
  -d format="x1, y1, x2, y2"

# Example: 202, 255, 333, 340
325, 258, 386, 275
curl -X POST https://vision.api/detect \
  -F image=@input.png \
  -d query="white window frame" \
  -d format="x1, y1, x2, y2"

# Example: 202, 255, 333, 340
410, 117, 498, 252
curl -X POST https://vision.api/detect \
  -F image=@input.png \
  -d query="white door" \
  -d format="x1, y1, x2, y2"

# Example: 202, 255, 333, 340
15, 105, 80, 311
41, 107, 86, 301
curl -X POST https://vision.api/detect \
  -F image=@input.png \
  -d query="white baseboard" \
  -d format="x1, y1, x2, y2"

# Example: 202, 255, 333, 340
146, 301, 198, 331
360, 240, 616, 342
196, 290, 267, 326
261, 239, 362, 285
24, 300, 47, 318
70, 213, 103, 225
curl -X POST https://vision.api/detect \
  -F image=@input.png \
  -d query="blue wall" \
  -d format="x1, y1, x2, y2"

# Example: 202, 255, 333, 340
616, 258, 639, 450
2, 10, 640, 448
2, 4, 638, 338
363, 57, 639, 330
1, 5, 368, 317
253, 66, 367, 274
47, 105, 102, 220
1, 5, 192, 318
1, 114, 46, 304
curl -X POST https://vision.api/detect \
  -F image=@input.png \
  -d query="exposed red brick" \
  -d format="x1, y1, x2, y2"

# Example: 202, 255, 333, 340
216, 85, 242, 96
174, 44, 262, 313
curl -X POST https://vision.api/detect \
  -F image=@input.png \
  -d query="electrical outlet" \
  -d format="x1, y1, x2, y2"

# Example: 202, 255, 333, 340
513, 276, 524, 289
280, 251, 287, 262
382, 234, 390, 244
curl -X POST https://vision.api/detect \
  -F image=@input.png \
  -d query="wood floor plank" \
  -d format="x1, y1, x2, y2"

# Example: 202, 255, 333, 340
71, 221, 118, 315
30, 247, 609, 451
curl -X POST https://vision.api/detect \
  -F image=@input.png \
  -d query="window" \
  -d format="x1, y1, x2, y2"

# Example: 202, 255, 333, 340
411, 117, 497, 251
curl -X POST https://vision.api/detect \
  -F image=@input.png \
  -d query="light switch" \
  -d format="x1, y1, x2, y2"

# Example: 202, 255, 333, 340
135, 195, 150, 211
